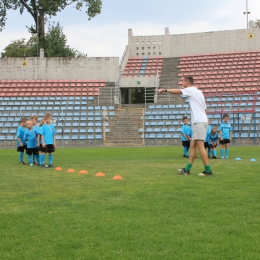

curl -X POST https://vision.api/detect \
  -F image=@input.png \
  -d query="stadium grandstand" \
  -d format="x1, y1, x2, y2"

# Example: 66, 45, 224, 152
0, 22, 260, 147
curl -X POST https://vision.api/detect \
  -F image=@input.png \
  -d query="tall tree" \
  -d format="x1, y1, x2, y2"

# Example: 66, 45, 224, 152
254, 19, 260, 28
0, 0, 102, 47
1, 22, 86, 57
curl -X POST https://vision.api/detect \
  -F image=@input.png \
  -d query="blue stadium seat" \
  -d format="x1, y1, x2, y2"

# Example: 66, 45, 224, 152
146, 128, 152, 132
148, 134, 156, 138
154, 128, 160, 132
162, 105, 169, 109
87, 135, 94, 140
88, 129, 94, 133
169, 127, 176, 132
169, 105, 175, 109
241, 133, 248, 138
145, 122, 150, 126
150, 122, 157, 126
149, 105, 155, 109
165, 133, 172, 138
157, 121, 164, 126
157, 134, 164, 138
165, 121, 172, 125
71, 135, 78, 140
161, 128, 168, 132
250, 133, 257, 138
95, 129, 102, 133
95, 135, 102, 139
80, 129, 86, 133
139, 128, 143, 132
173, 134, 180, 138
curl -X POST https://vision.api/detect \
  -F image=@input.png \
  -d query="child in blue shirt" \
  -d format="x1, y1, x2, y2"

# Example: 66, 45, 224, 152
40, 113, 56, 168
24, 120, 40, 167
31, 115, 40, 165
16, 117, 28, 165
208, 127, 219, 159
181, 116, 192, 158
219, 114, 232, 159
204, 119, 212, 158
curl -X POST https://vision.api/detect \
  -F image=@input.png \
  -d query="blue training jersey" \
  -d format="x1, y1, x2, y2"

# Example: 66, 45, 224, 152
24, 128, 38, 148
40, 123, 56, 144
208, 132, 219, 144
33, 125, 42, 144
181, 124, 192, 141
204, 125, 212, 142
220, 122, 232, 139
16, 126, 26, 147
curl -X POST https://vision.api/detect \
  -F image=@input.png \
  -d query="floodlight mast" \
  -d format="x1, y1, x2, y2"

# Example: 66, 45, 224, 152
243, 0, 251, 29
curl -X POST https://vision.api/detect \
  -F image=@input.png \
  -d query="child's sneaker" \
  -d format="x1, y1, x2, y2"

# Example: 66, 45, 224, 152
19, 162, 26, 165
29, 163, 33, 167
41, 164, 48, 168
212, 156, 217, 159
33, 162, 37, 165
221, 156, 224, 159
178, 168, 190, 175
226, 156, 229, 159
198, 171, 213, 176
48, 165, 54, 168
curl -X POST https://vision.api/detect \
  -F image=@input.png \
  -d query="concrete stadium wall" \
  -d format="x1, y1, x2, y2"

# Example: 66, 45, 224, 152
128, 22, 260, 58
0, 54, 119, 81
119, 76, 157, 88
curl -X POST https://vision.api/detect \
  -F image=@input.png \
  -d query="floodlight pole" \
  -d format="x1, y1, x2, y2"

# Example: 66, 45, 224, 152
243, 0, 251, 29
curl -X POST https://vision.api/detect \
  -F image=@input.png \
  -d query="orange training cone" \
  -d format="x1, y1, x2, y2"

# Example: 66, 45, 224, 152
112, 175, 123, 180
95, 172, 105, 177
67, 169, 75, 173
79, 170, 88, 174
55, 167, 62, 171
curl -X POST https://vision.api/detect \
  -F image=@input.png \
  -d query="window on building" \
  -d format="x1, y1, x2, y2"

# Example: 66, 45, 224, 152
159, 52, 162, 55
153, 41, 156, 44
148, 47, 150, 50
153, 46, 156, 49
142, 41, 144, 44
148, 52, 150, 55
159, 41, 162, 44
136, 47, 139, 50
136, 53, 139, 56
148, 41, 151, 44
153, 52, 156, 55
142, 47, 144, 50
142, 53, 145, 55
136, 42, 139, 44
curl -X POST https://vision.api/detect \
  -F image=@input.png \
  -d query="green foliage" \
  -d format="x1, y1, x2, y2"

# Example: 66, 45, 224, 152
0, 146, 259, 259
0, 0, 102, 32
131, 88, 145, 104
254, 19, 260, 28
1, 22, 86, 57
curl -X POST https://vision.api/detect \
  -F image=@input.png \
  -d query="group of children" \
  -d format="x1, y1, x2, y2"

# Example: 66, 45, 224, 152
182, 114, 232, 159
16, 113, 56, 167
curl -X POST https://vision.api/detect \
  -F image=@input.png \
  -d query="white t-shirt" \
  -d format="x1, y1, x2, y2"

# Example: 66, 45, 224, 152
181, 86, 208, 124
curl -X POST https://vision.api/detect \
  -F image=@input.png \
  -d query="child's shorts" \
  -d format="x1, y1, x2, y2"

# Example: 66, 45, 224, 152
42, 144, 55, 153
182, 141, 190, 147
204, 142, 209, 149
38, 144, 44, 152
219, 139, 230, 144
17, 145, 27, 152
26, 147, 39, 155
209, 143, 217, 149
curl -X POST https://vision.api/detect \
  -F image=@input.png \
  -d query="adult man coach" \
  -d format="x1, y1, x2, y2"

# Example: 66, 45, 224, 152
157, 76, 213, 176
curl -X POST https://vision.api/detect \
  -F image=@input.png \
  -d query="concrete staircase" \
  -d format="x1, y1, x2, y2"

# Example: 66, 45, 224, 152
158, 57, 183, 104
104, 108, 144, 146
98, 82, 115, 106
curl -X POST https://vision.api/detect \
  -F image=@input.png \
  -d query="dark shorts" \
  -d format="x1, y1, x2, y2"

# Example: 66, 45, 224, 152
219, 139, 230, 145
26, 147, 39, 155
182, 141, 190, 147
17, 145, 27, 152
38, 144, 44, 152
209, 143, 218, 149
204, 142, 209, 149
42, 144, 55, 153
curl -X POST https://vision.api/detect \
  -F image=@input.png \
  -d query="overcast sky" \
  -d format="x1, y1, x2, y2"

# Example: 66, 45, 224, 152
1, 0, 260, 57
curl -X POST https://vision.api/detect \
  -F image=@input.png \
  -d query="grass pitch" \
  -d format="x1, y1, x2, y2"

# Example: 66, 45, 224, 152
0, 146, 259, 260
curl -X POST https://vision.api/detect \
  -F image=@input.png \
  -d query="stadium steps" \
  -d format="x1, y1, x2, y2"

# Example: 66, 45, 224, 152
104, 109, 144, 146
158, 57, 183, 104
98, 82, 115, 106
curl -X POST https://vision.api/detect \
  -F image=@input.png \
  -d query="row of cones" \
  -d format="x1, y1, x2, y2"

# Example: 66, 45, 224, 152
54, 167, 123, 180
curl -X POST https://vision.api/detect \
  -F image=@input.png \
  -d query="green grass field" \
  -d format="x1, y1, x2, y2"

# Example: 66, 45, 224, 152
0, 146, 259, 260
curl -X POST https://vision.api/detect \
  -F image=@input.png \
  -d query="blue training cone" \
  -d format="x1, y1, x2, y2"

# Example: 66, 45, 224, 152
250, 158, 256, 162
235, 157, 241, 161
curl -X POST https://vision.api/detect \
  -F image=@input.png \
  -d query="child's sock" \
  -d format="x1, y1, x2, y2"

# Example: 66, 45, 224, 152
207, 148, 211, 157
220, 149, 224, 157
33, 154, 36, 163
28, 155, 32, 165
204, 165, 212, 173
211, 150, 214, 157
41, 154, 45, 165
183, 146, 187, 156
49, 154, 53, 165
185, 163, 192, 171
214, 150, 217, 157
36, 155, 40, 164
226, 149, 229, 157
19, 152, 24, 162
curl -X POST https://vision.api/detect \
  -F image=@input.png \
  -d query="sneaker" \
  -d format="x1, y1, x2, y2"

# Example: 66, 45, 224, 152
41, 164, 48, 168
19, 162, 25, 165
29, 163, 33, 167
226, 156, 229, 159
198, 171, 213, 176
221, 156, 224, 159
212, 156, 217, 159
178, 168, 190, 175
184, 155, 189, 158
48, 165, 54, 168
33, 162, 37, 165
